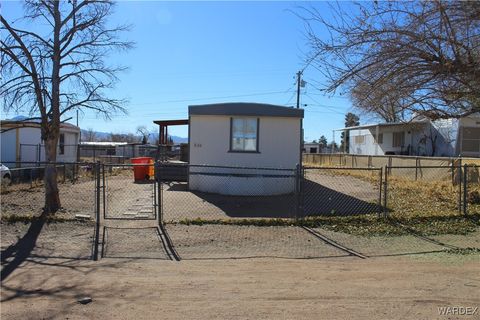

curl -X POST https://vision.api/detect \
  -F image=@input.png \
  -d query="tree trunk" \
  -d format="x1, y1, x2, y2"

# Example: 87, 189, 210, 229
43, 136, 61, 214
42, 0, 62, 215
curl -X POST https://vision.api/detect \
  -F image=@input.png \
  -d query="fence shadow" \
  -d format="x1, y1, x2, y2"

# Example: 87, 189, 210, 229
164, 180, 382, 219
303, 179, 382, 216
190, 190, 296, 218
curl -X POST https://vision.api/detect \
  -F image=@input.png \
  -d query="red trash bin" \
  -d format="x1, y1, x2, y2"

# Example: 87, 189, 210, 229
131, 157, 154, 181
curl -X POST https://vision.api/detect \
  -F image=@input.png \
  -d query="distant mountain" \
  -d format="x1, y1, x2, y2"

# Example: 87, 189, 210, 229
80, 129, 188, 144
172, 136, 188, 143
10, 115, 30, 121
149, 132, 188, 144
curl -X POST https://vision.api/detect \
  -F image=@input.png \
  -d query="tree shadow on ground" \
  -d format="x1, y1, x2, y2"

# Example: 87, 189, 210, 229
164, 179, 382, 219
1, 215, 47, 281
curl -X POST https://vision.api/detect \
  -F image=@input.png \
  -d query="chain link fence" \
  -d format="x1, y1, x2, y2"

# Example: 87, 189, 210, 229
2, 161, 478, 261
1, 162, 96, 220
383, 165, 472, 218
160, 165, 298, 223
1, 162, 98, 265
464, 165, 480, 215
302, 167, 383, 217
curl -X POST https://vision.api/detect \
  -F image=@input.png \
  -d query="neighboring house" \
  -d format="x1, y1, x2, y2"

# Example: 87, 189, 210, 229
303, 142, 328, 154
79, 142, 157, 160
1, 120, 80, 166
187, 102, 304, 195
303, 142, 320, 154
343, 113, 480, 157
79, 141, 127, 158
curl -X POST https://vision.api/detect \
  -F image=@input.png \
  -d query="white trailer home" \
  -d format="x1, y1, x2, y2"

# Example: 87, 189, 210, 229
188, 102, 304, 195
1, 120, 80, 166
343, 113, 480, 157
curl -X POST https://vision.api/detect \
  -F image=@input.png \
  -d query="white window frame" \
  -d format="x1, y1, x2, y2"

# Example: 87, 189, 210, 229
230, 117, 259, 153
392, 131, 405, 148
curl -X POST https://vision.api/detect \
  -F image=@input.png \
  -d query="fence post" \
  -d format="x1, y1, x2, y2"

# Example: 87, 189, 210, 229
463, 164, 468, 216
295, 163, 302, 221
378, 167, 383, 217
155, 162, 163, 226
460, 158, 463, 214
30, 167, 33, 188
93, 161, 101, 261
383, 165, 388, 218
415, 157, 418, 181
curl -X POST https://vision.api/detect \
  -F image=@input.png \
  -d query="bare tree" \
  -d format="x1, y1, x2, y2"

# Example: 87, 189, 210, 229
109, 133, 138, 143
136, 126, 150, 144
1, 0, 133, 214
83, 128, 97, 142
300, 1, 480, 120
350, 70, 409, 123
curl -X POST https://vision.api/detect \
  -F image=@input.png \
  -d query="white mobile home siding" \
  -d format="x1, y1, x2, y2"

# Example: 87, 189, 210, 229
189, 115, 301, 168
1, 124, 80, 166
188, 114, 301, 195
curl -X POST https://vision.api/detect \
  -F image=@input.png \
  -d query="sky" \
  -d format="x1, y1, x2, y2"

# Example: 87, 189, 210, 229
1, 0, 357, 142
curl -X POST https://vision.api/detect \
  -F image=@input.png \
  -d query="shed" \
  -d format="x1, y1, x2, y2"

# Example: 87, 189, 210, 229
188, 102, 304, 195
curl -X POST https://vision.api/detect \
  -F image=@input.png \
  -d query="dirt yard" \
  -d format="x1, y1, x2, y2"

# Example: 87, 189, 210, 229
1, 219, 479, 319
1, 249, 479, 319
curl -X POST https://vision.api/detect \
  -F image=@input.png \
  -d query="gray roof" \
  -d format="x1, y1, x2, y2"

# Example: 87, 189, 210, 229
335, 121, 428, 131
189, 102, 304, 118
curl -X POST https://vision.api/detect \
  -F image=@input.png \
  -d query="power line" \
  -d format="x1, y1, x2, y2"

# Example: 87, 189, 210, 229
130, 90, 296, 106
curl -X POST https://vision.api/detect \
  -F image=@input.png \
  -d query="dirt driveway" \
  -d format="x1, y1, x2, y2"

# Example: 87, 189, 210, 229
1, 255, 479, 320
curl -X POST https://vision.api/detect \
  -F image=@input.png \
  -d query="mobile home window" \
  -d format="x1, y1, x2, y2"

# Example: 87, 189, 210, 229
59, 133, 65, 155
392, 132, 405, 147
461, 127, 480, 153
375, 133, 383, 144
354, 135, 365, 144
230, 118, 259, 152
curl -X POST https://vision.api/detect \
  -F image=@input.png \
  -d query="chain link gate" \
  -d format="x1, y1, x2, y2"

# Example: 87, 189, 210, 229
91, 162, 179, 260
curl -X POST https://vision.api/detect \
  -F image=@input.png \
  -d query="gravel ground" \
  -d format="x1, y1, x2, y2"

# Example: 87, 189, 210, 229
165, 224, 349, 260
2, 222, 478, 261
102, 227, 169, 259
311, 227, 480, 257
1, 221, 94, 260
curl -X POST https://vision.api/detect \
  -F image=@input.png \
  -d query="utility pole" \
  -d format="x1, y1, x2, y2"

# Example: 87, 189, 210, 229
76, 109, 79, 127
296, 71, 302, 109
